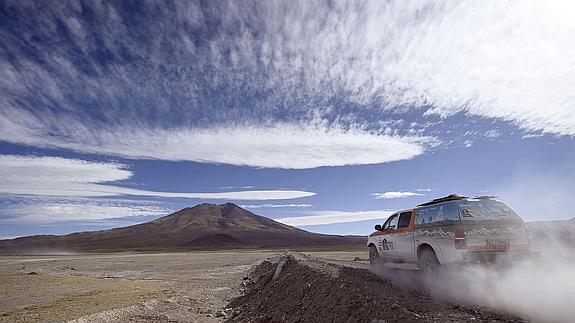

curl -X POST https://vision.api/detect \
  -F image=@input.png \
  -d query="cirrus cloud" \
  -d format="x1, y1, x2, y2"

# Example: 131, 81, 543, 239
239, 203, 312, 209
276, 210, 393, 226
1, 0, 574, 173
0, 197, 172, 223
0, 117, 431, 169
372, 191, 424, 200
0, 155, 315, 200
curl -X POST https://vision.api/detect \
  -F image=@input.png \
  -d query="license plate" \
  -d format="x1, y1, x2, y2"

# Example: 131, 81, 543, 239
486, 239, 510, 247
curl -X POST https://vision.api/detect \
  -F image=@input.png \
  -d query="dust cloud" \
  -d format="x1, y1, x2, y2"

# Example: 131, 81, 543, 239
372, 238, 575, 322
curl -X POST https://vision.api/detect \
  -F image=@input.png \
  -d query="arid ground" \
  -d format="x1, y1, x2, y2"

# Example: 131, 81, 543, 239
0, 250, 274, 322
0, 250, 366, 322
0, 249, 526, 322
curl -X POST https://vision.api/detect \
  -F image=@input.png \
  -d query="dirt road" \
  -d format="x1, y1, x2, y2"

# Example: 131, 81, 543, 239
0, 250, 528, 322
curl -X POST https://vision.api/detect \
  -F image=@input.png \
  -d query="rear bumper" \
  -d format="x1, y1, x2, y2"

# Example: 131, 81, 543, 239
462, 250, 538, 264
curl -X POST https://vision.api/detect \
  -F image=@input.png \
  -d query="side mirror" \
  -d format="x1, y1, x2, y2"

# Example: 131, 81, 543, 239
374, 224, 382, 231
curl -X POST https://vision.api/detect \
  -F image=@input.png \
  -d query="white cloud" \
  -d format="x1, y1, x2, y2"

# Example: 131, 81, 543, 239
239, 203, 312, 209
0, 120, 430, 169
372, 191, 424, 199
0, 155, 315, 200
0, 197, 171, 223
2, 1, 573, 172
0, 236, 21, 240
276, 210, 393, 226
0, 154, 131, 184
255, 0, 575, 136
484, 130, 501, 139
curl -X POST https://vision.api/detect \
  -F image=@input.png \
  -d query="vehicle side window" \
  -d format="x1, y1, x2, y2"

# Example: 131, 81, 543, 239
416, 202, 460, 225
383, 214, 398, 230
397, 211, 412, 228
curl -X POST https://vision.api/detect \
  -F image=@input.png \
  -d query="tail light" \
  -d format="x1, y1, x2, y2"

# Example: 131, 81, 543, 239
454, 228, 466, 250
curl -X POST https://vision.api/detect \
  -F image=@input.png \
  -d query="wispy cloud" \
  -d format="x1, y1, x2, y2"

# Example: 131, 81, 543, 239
0, 236, 21, 240
0, 155, 315, 200
372, 191, 424, 200
276, 210, 393, 226
0, 121, 430, 169
239, 203, 312, 209
0, 197, 172, 223
1, 1, 573, 171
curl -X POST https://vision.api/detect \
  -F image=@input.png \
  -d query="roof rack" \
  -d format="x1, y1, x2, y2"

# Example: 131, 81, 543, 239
473, 195, 498, 200
417, 194, 467, 207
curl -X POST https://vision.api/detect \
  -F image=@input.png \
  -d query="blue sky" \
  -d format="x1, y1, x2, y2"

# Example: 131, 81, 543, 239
1, 1, 574, 238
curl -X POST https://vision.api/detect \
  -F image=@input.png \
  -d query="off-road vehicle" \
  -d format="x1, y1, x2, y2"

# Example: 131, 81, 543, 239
367, 195, 530, 273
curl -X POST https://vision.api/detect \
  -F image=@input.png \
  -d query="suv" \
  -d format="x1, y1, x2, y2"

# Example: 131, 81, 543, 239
367, 195, 530, 273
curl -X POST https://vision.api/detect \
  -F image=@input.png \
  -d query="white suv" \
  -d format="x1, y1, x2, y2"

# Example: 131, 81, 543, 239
367, 195, 530, 273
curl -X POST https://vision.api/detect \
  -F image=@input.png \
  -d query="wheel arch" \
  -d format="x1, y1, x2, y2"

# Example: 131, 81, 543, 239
367, 243, 378, 254
416, 243, 436, 261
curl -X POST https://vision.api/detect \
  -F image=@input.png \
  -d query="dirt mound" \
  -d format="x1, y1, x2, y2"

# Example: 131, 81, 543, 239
226, 257, 522, 322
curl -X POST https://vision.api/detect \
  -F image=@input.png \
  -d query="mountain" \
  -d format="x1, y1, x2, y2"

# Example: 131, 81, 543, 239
0, 203, 364, 254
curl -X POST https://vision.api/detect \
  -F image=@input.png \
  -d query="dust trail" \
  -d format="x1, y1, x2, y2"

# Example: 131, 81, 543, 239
372, 241, 575, 322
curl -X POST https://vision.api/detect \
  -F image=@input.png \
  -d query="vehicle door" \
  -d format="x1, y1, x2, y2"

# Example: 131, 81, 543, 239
377, 213, 399, 261
394, 211, 416, 263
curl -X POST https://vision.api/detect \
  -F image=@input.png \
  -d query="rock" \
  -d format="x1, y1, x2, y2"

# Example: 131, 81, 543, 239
215, 310, 225, 317
353, 257, 362, 261
272, 257, 287, 280
390, 303, 401, 310
27, 272, 38, 275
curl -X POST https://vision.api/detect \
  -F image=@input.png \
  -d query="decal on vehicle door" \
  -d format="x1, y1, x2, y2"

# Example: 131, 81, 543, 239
381, 238, 394, 250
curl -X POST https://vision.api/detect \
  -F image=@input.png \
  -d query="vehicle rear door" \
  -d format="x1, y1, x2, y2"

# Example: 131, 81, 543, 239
394, 211, 416, 263
459, 199, 529, 252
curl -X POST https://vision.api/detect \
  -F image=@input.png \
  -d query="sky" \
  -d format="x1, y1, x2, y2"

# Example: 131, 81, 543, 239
1, 0, 574, 239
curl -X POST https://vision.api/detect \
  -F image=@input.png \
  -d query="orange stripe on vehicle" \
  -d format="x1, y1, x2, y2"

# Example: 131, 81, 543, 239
370, 230, 392, 237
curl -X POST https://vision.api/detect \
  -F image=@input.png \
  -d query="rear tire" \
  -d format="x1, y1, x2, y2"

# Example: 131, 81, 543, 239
369, 245, 380, 266
418, 248, 440, 275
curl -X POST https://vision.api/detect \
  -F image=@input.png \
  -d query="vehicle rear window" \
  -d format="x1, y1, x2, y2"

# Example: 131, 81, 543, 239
459, 200, 519, 220
415, 201, 460, 225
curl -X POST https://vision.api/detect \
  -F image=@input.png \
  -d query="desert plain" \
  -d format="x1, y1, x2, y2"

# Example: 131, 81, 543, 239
0, 249, 367, 322
2, 248, 536, 322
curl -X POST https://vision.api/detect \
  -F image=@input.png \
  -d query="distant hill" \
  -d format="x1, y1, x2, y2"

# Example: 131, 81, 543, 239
0, 203, 364, 254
